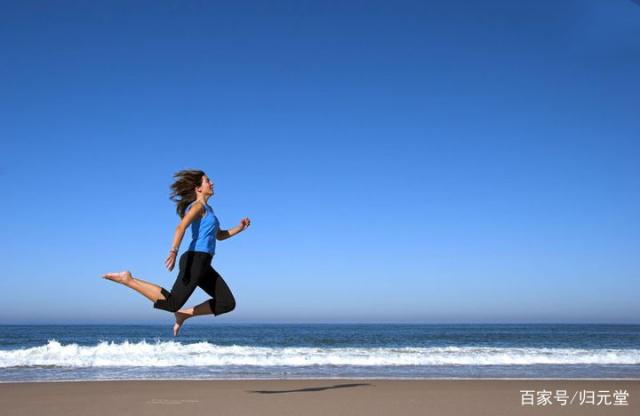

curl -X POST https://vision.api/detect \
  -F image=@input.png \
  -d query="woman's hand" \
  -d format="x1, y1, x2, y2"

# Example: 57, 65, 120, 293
165, 251, 177, 271
239, 217, 251, 231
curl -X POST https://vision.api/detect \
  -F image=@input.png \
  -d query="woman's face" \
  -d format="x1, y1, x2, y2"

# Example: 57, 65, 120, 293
198, 175, 215, 196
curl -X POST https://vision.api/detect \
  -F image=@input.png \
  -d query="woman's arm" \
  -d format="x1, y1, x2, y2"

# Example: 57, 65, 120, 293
164, 203, 206, 271
216, 217, 251, 241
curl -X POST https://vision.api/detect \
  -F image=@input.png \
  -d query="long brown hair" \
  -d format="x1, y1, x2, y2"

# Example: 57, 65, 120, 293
169, 169, 206, 218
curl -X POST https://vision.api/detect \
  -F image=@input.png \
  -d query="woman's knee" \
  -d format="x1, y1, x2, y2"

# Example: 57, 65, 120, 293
154, 300, 181, 313
167, 303, 182, 313
226, 298, 236, 313
153, 294, 185, 313
210, 298, 236, 315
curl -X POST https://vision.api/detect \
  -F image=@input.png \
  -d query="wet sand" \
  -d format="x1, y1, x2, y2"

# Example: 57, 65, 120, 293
0, 379, 638, 416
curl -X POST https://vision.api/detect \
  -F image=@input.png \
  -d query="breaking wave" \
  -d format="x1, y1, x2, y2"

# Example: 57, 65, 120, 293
1, 340, 639, 368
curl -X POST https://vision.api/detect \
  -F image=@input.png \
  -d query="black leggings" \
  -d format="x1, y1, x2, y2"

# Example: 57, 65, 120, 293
153, 251, 236, 315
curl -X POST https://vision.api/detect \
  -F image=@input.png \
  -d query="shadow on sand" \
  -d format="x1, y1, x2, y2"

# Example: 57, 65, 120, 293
248, 383, 372, 394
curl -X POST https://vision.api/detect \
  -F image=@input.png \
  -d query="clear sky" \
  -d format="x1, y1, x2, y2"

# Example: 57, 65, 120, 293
1, 0, 638, 324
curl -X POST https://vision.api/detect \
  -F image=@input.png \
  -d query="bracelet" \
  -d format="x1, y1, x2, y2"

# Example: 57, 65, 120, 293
169, 247, 178, 253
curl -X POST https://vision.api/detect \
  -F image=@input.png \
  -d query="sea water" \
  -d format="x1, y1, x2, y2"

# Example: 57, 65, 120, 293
0, 324, 638, 382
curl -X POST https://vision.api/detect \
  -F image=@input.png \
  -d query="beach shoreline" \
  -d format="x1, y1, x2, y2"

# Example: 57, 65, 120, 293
1, 379, 637, 415
2, 376, 640, 383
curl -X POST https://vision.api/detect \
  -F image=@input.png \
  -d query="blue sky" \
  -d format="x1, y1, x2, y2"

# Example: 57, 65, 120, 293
1, 0, 638, 324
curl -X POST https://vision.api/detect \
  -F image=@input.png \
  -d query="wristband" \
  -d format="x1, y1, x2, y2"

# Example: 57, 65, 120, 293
169, 247, 178, 254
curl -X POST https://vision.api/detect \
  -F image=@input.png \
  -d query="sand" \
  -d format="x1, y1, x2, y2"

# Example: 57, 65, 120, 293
0, 379, 638, 416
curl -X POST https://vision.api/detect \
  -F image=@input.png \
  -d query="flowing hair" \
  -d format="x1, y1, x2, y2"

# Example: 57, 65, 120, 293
169, 169, 206, 218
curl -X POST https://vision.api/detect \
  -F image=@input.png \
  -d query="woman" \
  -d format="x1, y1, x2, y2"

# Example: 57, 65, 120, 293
102, 169, 250, 336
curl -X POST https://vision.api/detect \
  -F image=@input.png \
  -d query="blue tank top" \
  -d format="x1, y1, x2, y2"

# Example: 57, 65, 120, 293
185, 201, 220, 256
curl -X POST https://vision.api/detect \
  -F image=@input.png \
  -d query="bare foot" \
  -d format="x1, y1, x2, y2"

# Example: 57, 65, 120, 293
101, 270, 133, 285
173, 311, 190, 337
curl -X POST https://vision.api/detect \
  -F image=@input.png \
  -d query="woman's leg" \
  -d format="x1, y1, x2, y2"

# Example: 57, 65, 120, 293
173, 265, 236, 336
175, 299, 213, 320
151, 251, 206, 313
102, 252, 206, 312
174, 300, 213, 332
101, 271, 167, 303
201, 267, 236, 316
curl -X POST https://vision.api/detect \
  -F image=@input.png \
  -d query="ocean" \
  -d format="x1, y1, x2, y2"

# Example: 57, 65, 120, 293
1, 324, 638, 382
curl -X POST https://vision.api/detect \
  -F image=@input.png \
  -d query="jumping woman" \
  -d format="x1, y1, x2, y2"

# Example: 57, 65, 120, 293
102, 169, 250, 336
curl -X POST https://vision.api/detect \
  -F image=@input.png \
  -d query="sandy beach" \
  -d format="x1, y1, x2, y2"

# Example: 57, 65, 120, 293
0, 379, 637, 416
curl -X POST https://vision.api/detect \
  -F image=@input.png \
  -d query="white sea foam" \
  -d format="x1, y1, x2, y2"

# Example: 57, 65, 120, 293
0, 340, 639, 368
